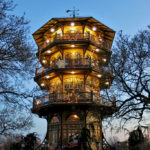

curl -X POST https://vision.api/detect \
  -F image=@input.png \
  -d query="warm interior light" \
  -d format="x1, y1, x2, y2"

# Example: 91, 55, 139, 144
71, 22, 75, 26
96, 48, 100, 52
103, 58, 107, 62
46, 75, 50, 79
36, 101, 40, 105
47, 50, 51, 53
41, 83, 45, 86
92, 26, 97, 31
99, 38, 103, 41
71, 44, 75, 47
97, 74, 102, 78
105, 82, 109, 85
71, 71, 75, 74
46, 39, 49, 43
74, 115, 77, 118
42, 60, 47, 64
50, 28, 55, 32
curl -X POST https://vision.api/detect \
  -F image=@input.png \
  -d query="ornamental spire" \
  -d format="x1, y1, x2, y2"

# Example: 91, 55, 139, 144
66, 7, 79, 18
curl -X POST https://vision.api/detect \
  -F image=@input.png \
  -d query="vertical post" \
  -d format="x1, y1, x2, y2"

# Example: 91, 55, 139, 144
45, 116, 49, 150
33, 98, 35, 109
99, 116, 103, 150
91, 91, 93, 102
61, 112, 63, 150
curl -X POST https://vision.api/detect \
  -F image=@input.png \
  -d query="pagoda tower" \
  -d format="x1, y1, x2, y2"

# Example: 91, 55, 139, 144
32, 17, 117, 150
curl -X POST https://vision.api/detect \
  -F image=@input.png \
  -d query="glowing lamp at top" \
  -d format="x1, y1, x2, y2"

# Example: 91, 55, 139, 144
71, 71, 75, 74
46, 39, 49, 43
92, 26, 97, 31
105, 82, 109, 85
71, 44, 75, 47
103, 58, 107, 62
50, 28, 55, 32
97, 74, 102, 78
41, 83, 45, 87
96, 48, 100, 52
71, 22, 75, 26
47, 50, 51, 53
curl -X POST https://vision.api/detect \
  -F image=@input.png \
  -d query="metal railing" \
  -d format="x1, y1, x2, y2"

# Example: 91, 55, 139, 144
38, 33, 111, 51
35, 58, 110, 75
33, 92, 115, 109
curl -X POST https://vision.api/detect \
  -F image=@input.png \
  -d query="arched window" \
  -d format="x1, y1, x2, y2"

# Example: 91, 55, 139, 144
51, 116, 60, 123
67, 114, 80, 122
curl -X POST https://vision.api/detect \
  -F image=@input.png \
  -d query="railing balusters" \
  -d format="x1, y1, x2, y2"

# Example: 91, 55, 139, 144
38, 33, 109, 52
33, 92, 115, 109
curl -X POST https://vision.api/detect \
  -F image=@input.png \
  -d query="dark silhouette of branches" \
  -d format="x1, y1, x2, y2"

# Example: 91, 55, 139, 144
0, 0, 36, 135
110, 27, 150, 124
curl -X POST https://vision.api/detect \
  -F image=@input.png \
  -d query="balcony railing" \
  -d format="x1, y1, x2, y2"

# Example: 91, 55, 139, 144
33, 92, 115, 109
35, 58, 111, 75
38, 33, 111, 51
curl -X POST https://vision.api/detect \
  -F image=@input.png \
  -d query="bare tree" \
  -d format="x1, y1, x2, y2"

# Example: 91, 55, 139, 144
0, 0, 35, 135
110, 27, 150, 124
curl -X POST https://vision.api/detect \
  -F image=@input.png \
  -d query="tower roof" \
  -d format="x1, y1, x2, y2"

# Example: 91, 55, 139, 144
33, 17, 115, 46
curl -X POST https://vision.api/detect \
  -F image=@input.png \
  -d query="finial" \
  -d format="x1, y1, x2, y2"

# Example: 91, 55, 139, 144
66, 7, 79, 18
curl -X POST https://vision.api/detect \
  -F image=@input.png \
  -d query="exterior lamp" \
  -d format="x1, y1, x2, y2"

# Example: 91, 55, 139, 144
92, 26, 97, 31
74, 115, 78, 118
103, 58, 107, 62
47, 50, 51, 53
71, 44, 75, 47
50, 28, 55, 32
46, 39, 49, 43
46, 75, 50, 79
41, 83, 45, 87
36, 100, 40, 105
71, 22, 75, 26
42, 60, 47, 64
97, 74, 102, 78
105, 82, 109, 85
96, 48, 100, 52
71, 71, 75, 74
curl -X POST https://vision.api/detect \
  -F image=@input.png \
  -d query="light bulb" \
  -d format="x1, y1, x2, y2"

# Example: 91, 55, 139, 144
96, 48, 100, 52
41, 83, 45, 86
92, 27, 97, 31
97, 74, 102, 78
47, 50, 51, 53
50, 28, 55, 32
71, 22, 75, 26
46, 39, 49, 43
71, 44, 75, 47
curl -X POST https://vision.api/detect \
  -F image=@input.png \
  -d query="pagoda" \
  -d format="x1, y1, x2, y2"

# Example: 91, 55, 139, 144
32, 16, 116, 150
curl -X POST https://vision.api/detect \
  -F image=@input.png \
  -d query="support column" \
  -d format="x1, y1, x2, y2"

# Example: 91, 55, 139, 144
99, 115, 103, 150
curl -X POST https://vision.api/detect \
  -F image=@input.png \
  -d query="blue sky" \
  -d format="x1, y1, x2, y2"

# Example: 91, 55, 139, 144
14, 0, 150, 37
13, 0, 150, 140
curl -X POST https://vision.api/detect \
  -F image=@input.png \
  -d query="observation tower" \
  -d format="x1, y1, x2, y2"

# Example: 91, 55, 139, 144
32, 16, 117, 150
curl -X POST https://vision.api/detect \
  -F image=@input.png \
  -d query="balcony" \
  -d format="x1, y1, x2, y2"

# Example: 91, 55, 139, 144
38, 33, 111, 52
35, 58, 112, 76
32, 92, 116, 110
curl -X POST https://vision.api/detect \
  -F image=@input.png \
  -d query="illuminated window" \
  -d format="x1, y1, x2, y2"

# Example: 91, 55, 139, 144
67, 114, 80, 122
51, 116, 59, 123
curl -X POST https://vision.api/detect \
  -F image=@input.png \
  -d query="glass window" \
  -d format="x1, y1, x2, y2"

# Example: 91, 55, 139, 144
51, 116, 59, 123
